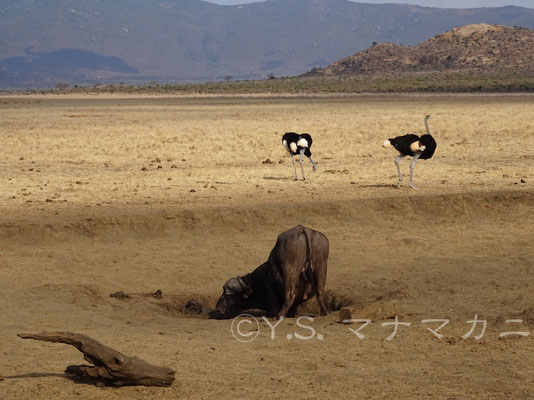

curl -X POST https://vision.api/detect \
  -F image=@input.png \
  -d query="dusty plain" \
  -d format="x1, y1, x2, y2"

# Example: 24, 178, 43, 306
0, 93, 533, 399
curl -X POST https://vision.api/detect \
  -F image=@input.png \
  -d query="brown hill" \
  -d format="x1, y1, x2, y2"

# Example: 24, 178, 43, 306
306, 24, 534, 76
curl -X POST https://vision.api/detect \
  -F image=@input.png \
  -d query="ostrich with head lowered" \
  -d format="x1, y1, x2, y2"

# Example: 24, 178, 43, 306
382, 114, 437, 189
282, 132, 317, 181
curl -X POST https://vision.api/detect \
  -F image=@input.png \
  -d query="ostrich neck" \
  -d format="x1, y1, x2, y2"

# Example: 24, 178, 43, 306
425, 120, 431, 135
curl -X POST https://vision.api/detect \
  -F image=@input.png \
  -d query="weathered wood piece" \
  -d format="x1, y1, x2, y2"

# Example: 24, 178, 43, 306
17, 331, 175, 387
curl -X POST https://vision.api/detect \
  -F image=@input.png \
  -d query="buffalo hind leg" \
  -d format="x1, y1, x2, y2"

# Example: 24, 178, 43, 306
316, 288, 328, 316
314, 261, 329, 316
267, 301, 282, 318
265, 291, 282, 318
287, 304, 299, 318
277, 288, 297, 319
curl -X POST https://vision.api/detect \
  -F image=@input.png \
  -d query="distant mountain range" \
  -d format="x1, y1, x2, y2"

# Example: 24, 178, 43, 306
1, 0, 534, 88
305, 24, 534, 76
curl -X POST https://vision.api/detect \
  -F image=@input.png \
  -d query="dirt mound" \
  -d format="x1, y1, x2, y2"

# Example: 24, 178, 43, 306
106, 290, 216, 318
1, 190, 531, 243
26, 284, 107, 310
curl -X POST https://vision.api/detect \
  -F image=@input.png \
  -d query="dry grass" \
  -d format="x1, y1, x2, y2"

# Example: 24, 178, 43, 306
1, 94, 532, 218
0, 94, 533, 399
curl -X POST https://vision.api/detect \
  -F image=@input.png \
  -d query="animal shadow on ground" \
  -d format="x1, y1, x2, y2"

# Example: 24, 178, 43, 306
3, 373, 112, 387
7, 367, 171, 388
4, 373, 65, 380
359, 183, 397, 189
263, 176, 295, 181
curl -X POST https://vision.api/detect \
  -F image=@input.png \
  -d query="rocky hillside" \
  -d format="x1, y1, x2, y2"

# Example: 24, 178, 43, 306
306, 24, 534, 76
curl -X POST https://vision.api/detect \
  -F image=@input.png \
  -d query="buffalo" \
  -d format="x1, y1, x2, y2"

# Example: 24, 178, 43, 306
210, 225, 329, 319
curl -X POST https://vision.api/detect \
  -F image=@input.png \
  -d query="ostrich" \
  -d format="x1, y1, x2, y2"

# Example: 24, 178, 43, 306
282, 132, 317, 181
382, 114, 437, 189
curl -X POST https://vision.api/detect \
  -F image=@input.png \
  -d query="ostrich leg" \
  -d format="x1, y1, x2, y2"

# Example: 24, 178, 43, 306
299, 149, 306, 181
394, 155, 405, 187
307, 155, 317, 171
409, 152, 421, 189
290, 153, 298, 180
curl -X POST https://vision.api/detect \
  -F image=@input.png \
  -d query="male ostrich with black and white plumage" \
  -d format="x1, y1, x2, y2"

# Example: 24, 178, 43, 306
382, 114, 437, 189
282, 132, 317, 181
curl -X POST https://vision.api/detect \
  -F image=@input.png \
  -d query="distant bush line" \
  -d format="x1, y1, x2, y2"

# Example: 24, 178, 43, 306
13, 72, 534, 95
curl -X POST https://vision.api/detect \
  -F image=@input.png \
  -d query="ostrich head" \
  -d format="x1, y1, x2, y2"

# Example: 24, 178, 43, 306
424, 114, 431, 121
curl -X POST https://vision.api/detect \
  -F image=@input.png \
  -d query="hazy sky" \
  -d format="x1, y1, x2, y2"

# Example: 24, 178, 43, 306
207, 0, 533, 8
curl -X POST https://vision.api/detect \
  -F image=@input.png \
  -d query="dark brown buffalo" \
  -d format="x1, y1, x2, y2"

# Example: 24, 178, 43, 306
210, 225, 329, 319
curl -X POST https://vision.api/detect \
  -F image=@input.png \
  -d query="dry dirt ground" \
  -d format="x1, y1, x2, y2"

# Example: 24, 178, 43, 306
0, 94, 533, 399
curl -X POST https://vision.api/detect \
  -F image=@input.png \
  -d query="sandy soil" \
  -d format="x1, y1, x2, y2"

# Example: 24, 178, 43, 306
0, 94, 533, 399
